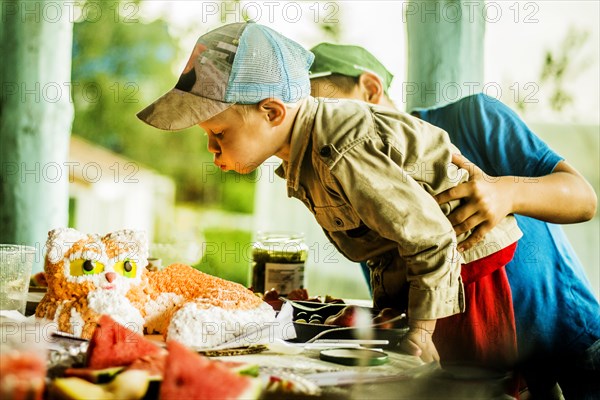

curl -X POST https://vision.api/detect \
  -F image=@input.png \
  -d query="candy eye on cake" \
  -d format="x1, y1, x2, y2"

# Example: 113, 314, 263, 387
113, 259, 137, 278
70, 259, 105, 276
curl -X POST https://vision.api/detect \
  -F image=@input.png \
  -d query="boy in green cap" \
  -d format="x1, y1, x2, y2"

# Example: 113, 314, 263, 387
309, 42, 599, 399
138, 22, 524, 366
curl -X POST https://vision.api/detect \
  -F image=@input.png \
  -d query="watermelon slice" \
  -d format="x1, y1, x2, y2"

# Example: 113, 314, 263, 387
86, 315, 163, 369
0, 351, 46, 400
160, 341, 263, 400
125, 352, 167, 378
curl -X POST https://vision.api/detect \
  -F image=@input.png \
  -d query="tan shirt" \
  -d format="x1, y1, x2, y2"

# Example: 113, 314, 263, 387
276, 97, 522, 320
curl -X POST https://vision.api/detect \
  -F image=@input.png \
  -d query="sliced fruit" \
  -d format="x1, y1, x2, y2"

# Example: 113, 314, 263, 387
50, 370, 151, 400
125, 352, 167, 379
0, 351, 46, 400
218, 360, 260, 377
160, 341, 263, 400
106, 369, 150, 400
64, 366, 124, 384
324, 306, 357, 327
86, 315, 163, 369
48, 377, 111, 400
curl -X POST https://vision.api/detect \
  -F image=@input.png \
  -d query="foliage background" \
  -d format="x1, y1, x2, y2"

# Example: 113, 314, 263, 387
71, 0, 256, 214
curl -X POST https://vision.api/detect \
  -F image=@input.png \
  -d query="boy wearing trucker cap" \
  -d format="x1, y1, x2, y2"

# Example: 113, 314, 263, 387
309, 42, 600, 399
138, 22, 523, 368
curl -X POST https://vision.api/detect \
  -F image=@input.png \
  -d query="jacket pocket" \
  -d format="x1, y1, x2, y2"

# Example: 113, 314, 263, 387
313, 203, 362, 232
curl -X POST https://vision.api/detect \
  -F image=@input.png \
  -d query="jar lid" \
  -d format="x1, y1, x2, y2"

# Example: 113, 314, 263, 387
319, 348, 389, 366
256, 231, 304, 241
254, 232, 306, 252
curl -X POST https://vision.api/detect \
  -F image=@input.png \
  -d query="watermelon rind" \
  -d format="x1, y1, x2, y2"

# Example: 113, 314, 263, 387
235, 364, 260, 378
235, 377, 263, 400
106, 369, 150, 400
64, 366, 125, 384
49, 377, 111, 400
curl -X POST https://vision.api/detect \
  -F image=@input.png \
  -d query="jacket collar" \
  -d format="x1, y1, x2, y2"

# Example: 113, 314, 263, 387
275, 96, 318, 194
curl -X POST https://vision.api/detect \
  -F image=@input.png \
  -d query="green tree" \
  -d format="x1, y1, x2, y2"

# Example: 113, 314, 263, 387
71, 0, 255, 212
540, 27, 591, 113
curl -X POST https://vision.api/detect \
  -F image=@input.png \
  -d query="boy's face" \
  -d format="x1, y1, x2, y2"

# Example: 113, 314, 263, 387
199, 105, 282, 174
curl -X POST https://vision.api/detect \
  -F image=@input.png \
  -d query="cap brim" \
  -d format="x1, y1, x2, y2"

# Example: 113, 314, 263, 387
308, 71, 333, 79
137, 88, 233, 131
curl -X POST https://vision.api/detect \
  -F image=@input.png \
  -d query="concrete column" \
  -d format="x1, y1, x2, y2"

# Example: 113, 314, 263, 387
405, 0, 485, 110
1, 0, 74, 272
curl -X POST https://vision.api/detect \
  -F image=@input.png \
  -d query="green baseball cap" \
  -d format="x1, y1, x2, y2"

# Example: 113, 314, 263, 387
309, 43, 394, 92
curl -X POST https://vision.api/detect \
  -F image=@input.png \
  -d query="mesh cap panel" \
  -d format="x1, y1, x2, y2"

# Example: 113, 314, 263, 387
225, 23, 314, 104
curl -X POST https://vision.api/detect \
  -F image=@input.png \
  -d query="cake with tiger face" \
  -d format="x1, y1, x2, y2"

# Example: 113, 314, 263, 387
35, 228, 275, 348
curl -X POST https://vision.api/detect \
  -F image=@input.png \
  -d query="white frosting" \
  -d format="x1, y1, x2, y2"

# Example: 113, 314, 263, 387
144, 293, 184, 334
46, 228, 89, 263
103, 229, 149, 268
54, 303, 64, 326
87, 290, 144, 334
70, 308, 85, 337
167, 302, 276, 349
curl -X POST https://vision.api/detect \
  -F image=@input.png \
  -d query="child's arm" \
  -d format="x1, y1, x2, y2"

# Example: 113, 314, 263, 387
430, 95, 596, 252
437, 154, 597, 251
399, 319, 439, 363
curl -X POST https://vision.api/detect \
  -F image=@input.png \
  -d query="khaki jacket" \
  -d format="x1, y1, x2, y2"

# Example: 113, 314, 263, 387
276, 97, 522, 320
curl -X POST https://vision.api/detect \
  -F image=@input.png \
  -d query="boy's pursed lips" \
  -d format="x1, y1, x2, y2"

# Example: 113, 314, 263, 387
213, 159, 227, 171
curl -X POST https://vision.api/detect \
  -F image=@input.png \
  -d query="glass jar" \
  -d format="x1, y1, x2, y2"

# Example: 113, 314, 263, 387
251, 232, 307, 295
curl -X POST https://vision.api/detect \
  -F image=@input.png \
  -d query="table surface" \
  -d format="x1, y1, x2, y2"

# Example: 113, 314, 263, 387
8, 294, 515, 399
215, 347, 512, 399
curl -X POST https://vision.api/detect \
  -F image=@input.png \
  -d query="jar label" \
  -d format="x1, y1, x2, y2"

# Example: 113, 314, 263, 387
264, 263, 304, 295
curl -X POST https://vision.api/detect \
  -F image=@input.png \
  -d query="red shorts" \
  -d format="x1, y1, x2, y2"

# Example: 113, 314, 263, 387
433, 242, 518, 369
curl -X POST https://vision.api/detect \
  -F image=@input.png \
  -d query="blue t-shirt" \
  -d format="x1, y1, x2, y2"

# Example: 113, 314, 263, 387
418, 94, 600, 359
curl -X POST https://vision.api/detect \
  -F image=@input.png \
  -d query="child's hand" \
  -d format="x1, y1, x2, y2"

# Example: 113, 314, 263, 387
435, 153, 514, 252
398, 319, 440, 363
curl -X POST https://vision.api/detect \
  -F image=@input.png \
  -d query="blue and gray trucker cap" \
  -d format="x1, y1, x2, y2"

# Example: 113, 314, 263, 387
137, 21, 314, 130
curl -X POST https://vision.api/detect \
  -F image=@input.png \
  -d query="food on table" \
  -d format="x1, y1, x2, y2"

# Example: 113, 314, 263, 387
261, 288, 309, 311
287, 288, 309, 301
308, 314, 324, 324
49, 370, 150, 400
30, 271, 47, 287
52, 316, 264, 399
261, 287, 345, 311
63, 366, 124, 384
49, 377, 109, 400
0, 350, 46, 400
124, 353, 167, 379
35, 228, 275, 348
262, 288, 284, 310
160, 340, 262, 400
216, 360, 260, 377
105, 370, 150, 399
323, 294, 344, 304
324, 305, 358, 327
372, 308, 405, 329
295, 311, 309, 323
85, 315, 164, 369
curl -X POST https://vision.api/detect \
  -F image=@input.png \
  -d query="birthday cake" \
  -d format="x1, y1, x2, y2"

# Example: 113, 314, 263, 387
35, 228, 275, 348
